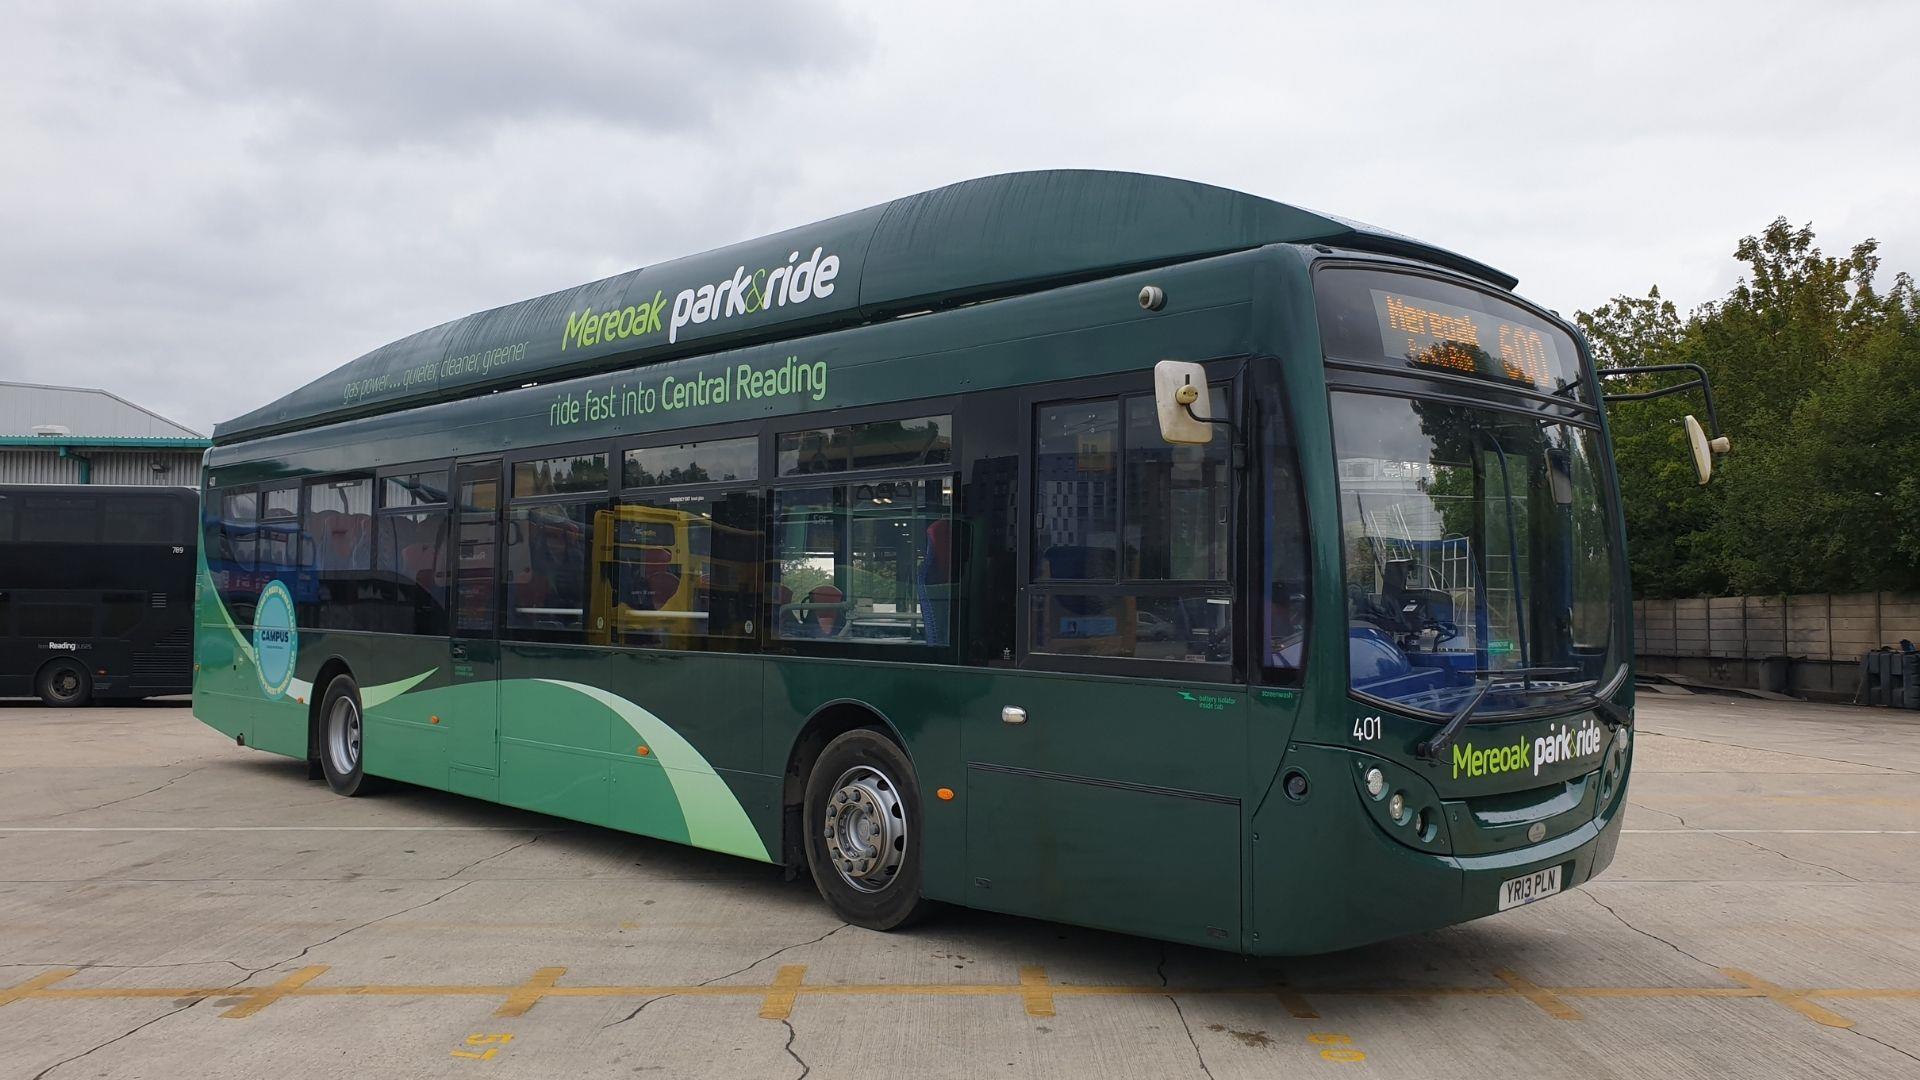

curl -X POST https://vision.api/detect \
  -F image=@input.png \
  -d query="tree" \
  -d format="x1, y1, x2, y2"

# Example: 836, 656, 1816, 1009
1579, 219, 1920, 598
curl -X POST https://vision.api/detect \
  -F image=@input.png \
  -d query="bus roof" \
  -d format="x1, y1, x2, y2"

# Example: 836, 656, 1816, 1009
214, 170, 1514, 445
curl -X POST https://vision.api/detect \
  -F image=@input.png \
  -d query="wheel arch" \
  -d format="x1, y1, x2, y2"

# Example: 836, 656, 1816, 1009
305, 656, 355, 765
779, 698, 909, 867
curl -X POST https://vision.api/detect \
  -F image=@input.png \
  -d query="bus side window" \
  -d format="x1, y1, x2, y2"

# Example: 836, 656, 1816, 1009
257, 485, 302, 583
375, 509, 449, 635
303, 477, 373, 630
217, 488, 258, 624
375, 467, 451, 636
20, 493, 99, 543
1028, 388, 1233, 667
104, 496, 178, 545
607, 436, 763, 650
767, 415, 956, 650
1260, 376, 1310, 685
506, 501, 600, 636
771, 478, 954, 647
504, 451, 609, 641
601, 490, 762, 647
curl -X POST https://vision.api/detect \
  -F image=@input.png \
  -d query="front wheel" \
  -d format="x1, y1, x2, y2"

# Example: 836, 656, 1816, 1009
36, 660, 92, 708
317, 674, 375, 796
802, 728, 930, 930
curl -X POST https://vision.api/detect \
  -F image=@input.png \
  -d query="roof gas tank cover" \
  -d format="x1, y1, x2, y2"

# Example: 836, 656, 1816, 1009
212, 171, 1513, 446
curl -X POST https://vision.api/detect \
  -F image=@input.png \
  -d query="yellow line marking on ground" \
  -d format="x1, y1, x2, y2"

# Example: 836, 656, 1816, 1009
1495, 968, 1581, 1020
220, 965, 330, 1019
258, 986, 508, 999
495, 967, 567, 1019
9, 965, 1917, 1022
1557, 987, 1762, 999
1018, 965, 1054, 1017
1720, 968, 1856, 1029
759, 965, 806, 1021
0, 968, 76, 1008
37, 988, 227, 1000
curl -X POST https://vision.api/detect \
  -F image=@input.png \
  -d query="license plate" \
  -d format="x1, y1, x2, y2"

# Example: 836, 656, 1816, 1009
1498, 866, 1563, 911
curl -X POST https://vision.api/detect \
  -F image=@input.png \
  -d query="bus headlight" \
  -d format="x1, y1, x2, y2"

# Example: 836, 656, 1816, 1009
1388, 792, 1406, 822
1365, 768, 1385, 797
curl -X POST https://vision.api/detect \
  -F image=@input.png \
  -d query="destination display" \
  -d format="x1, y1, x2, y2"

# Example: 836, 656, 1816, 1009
1314, 267, 1583, 396
1371, 290, 1566, 391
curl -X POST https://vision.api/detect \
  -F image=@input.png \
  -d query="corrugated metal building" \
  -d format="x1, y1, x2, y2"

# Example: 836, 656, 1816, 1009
0, 381, 208, 485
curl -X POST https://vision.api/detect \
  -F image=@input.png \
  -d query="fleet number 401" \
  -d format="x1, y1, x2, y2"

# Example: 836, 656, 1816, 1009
1353, 715, 1382, 741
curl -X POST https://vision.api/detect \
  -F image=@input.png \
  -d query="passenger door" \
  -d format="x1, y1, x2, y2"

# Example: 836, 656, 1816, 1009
965, 375, 1249, 949
447, 459, 503, 800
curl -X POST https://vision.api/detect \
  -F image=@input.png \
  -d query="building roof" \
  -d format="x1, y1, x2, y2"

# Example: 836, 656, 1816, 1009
0, 381, 207, 444
213, 170, 1516, 446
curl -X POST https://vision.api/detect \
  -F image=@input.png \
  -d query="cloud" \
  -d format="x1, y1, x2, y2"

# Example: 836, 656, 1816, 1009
0, 0, 873, 429
66, 0, 867, 148
0, 0, 1914, 434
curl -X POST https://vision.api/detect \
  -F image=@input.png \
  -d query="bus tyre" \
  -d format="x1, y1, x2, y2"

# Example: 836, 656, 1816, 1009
36, 660, 92, 708
803, 728, 930, 931
317, 674, 374, 797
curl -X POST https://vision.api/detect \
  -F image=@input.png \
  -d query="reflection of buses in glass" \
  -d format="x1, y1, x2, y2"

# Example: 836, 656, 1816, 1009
588, 504, 754, 647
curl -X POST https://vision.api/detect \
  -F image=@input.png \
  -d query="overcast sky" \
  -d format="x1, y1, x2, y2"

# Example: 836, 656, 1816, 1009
2, 0, 1914, 436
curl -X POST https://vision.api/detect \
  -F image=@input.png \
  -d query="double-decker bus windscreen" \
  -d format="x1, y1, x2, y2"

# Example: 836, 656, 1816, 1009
1319, 269, 1619, 719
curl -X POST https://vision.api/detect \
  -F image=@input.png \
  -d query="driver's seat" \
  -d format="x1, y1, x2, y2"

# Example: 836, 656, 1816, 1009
1383, 559, 1455, 636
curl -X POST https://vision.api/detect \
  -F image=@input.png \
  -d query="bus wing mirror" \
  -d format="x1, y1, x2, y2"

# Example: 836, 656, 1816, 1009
1153, 360, 1214, 445
1601, 363, 1731, 485
1683, 415, 1731, 485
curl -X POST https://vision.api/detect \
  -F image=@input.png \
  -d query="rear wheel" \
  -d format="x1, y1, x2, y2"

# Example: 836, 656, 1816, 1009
803, 728, 930, 930
36, 660, 91, 708
317, 674, 374, 796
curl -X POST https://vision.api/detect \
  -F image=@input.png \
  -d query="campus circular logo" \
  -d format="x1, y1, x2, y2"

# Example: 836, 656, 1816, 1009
251, 580, 298, 699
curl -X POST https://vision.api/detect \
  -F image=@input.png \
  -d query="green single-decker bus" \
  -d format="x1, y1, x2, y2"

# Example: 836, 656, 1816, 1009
193, 170, 1635, 954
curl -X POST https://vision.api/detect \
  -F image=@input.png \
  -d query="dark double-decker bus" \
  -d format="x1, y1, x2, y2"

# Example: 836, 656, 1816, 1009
193, 171, 1647, 953
0, 484, 198, 706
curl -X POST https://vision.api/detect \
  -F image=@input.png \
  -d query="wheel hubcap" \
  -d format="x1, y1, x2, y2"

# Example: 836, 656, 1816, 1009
822, 765, 907, 893
52, 669, 80, 699
327, 697, 361, 776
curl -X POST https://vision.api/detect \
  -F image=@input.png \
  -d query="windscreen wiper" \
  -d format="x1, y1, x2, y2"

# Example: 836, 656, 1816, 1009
1587, 664, 1634, 731
1417, 666, 1585, 762
1417, 679, 1492, 762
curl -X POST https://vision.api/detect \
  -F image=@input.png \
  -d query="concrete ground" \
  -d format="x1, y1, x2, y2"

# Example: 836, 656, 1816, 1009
3, 695, 1918, 1079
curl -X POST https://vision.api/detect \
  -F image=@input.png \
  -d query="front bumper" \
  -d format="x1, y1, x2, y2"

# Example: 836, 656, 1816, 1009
1247, 741, 1627, 956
